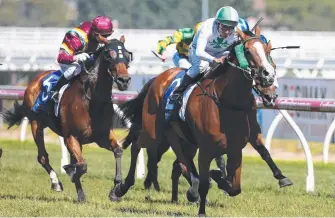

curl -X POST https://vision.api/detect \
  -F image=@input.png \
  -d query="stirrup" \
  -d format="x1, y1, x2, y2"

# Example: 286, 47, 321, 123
51, 91, 59, 103
169, 93, 182, 101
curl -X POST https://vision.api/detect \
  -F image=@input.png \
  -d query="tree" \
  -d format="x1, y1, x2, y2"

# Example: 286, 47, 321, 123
265, 0, 335, 31
0, 0, 69, 27
76, 0, 257, 29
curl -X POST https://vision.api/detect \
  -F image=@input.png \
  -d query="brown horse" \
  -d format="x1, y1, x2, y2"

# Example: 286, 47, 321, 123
0, 37, 131, 202
125, 86, 292, 202
121, 79, 292, 204
114, 27, 280, 215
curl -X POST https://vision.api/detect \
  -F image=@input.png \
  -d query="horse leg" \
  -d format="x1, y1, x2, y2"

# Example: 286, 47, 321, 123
186, 159, 200, 203
31, 120, 63, 192
209, 148, 243, 196
152, 139, 170, 192
170, 143, 194, 203
197, 149, 211, 216
107, 130, 123, 186
225, 149, 243, 196
165, 129, 200, 203
184, 145, 201, 203
143, 144, 159, 201
250, 133, 293, 188
171, 158, 182, 203
98, 130, 124, 201
111, 138, 140, 199
144, 144, 158, 191
172, 156, 200, 203
62, 135, 87, 202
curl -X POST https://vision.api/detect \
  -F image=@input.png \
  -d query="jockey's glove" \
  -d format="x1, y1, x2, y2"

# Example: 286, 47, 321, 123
74, 53, 90, 63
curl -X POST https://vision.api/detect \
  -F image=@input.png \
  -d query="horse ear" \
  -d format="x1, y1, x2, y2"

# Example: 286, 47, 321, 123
120, 35, 126, 44
236, 27, 247, 41
267, 40, 272, 53
255, 26, 261, 37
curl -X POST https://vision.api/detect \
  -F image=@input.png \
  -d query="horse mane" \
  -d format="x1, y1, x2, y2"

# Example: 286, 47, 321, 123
82, 46, 106, 84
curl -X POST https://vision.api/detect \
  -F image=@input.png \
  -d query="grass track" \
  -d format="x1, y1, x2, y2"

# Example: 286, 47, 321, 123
0, 138, 334, 216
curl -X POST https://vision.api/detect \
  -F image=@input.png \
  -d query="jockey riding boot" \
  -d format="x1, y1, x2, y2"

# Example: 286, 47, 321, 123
171, 74, 194, 101
169, 74, 194, 119
49, 74, 68, 103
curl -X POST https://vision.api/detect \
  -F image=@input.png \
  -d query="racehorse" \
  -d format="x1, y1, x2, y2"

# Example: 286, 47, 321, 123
113, 27, 280, 215
0, 36, 132, 202
123, 83, 292, 202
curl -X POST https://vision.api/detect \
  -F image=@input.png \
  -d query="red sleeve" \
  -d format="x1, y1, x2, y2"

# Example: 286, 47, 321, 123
57, 30, 86, 64
57, 51, 75, 64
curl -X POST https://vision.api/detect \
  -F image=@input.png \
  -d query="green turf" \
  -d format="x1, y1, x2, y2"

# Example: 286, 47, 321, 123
0, 139, 334, 216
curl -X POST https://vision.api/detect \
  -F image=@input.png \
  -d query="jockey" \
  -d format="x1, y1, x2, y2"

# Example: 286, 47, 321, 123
156, 22, 203, 69
237, 17, 249, 32
49, 15, 114, 102
169, 6, 240, 108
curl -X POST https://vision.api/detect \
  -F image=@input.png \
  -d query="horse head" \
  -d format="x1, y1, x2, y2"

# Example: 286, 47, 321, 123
232, 26, 277, 107
93, 35, 132, 91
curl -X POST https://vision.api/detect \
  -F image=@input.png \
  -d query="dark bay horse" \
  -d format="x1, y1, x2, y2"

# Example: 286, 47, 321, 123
0, 36, 131, 202
123, 35, 291, 196
123, 85, 292, 202
115, 27, 281, 215
119, 34, 291, 203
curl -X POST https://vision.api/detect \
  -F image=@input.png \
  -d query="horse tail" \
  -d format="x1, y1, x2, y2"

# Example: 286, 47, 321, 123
0, 100, 26, 129
119, 78, 155, 149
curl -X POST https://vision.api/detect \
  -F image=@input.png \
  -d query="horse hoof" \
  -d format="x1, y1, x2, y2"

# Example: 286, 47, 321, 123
171, 199, 178, 204
222, 190, 229, 196
77, 192, 86, 203
153, 182, 160, 192
198, 213, 206, 217
144, 179, 152, 190
187, 189, 200, 203
51, 181, 63, 192
279, 177, 293, 188
109, 187, 121, 201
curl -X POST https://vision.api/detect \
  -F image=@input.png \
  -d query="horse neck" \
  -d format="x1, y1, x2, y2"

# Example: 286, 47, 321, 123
93, 63, 114, 103
214, 63, 253, 107
81, 56, 113, 104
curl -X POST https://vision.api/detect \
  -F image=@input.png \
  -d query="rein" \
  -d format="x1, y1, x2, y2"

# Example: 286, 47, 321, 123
196, 36, 261, 107
81, 58, 98, 101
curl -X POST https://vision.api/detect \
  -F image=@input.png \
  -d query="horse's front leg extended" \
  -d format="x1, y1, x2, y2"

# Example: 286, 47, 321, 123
250, 133, 293, 188
110, 138, 141, 200
108, 130, 123, 185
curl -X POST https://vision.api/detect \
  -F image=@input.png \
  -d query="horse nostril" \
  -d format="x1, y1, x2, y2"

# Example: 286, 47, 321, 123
263, 70, 269, 76
124, 77, 131, 84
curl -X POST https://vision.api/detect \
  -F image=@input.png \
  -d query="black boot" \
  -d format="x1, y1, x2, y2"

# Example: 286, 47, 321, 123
49, 74, 68, 103
170, 74, 194, 101
168, 74, 194, 120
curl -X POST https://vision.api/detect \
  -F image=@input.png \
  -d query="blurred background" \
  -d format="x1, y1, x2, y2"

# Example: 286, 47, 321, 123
1, 0, 335, 144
